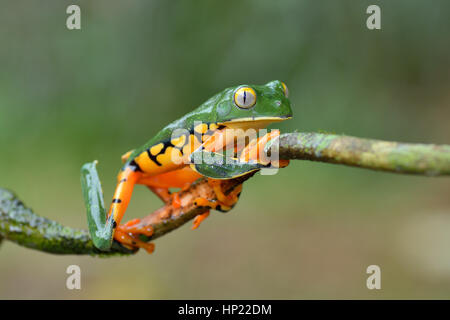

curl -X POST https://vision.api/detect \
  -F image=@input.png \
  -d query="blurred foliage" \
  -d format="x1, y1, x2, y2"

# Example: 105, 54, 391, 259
0, 0, 450, 299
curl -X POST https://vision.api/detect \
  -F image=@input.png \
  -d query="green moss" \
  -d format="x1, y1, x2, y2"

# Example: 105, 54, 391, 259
279, 133, 450, 176
0, 188, 133, 256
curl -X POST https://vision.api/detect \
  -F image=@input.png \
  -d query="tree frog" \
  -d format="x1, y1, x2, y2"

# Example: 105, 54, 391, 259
81, 80, 293, 253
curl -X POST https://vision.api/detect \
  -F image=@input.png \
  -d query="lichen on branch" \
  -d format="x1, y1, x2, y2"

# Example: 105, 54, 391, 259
271, 132, 450, 176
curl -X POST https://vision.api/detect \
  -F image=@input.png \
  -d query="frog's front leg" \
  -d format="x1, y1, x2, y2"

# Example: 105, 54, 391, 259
189, 131, 286, 229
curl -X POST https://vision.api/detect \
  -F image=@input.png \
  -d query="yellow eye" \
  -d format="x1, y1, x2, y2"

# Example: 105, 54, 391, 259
234, 87, 257, 109
281, 82, 289, 98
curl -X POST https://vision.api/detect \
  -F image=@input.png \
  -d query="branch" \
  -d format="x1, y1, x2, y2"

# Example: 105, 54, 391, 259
0, 174, 252, 256
1, 132, 449, 256
271, 133, 450, 176
0, 188, 133, 256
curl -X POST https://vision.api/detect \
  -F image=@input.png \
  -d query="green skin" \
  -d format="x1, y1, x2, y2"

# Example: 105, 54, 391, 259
125, 80, 292, 169
82, 80, 293, 251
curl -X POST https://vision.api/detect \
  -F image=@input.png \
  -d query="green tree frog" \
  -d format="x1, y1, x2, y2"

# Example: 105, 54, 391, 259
81, 80, 293, 253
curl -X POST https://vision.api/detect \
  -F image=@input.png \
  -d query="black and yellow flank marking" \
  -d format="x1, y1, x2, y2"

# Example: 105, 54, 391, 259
130, 123, 225, 175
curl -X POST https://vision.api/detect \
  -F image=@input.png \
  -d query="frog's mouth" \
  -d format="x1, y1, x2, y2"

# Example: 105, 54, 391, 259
219, 116, 292, 130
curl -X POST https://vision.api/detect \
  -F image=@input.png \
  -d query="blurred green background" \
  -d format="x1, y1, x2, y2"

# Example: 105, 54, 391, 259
1, 0, 450, 299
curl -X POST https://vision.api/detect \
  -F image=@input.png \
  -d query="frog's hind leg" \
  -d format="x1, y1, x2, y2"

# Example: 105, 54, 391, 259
192, 179, 243, 229
138, 167, 223, 230
108, 167, 201, 253
107, 166, 154, 253
210, 179, 243, 211
147, 186, 172, 203
137, 166, 202, 208
114, 222, 155, 254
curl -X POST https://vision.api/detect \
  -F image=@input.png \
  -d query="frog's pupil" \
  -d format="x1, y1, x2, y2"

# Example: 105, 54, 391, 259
243, 91, 247, 104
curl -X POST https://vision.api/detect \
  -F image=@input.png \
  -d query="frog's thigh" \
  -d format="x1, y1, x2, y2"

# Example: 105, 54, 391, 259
137, 166, 202, 204
138, 166, 202, 189
137, 167, 202, 207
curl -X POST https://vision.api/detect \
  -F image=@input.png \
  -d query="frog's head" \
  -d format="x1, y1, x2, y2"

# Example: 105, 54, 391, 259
214, 80, 293, 130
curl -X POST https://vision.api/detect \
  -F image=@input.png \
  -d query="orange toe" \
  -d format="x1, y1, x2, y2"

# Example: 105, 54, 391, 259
192, 211, 210, 230
114, 229, 155, 254
124, 218, 141, 227
194, 197, 217, 209
117, 220, 154, 237
142, 242, 155, 254
172, 192, 181, 209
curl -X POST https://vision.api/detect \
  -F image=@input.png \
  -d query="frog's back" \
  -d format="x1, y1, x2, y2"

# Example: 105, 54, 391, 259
124, 92, 223, 175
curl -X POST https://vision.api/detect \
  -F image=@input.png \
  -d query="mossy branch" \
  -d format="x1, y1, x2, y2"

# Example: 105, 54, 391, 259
270, 132, 450, 176
0, 174, 252, 256
1, 132, 449, 256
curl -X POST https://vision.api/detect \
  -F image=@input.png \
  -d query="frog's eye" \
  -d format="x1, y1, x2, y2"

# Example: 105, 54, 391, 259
234, 87, 257, 109
281, 82, 289, 98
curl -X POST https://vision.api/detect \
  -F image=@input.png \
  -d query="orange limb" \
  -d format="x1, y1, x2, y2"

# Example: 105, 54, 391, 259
172, 192, 181, 209
137, 166, 202, 208
146, 186, 181, 209
114, 229, 155, 254
107, 167, 158, 252
112, 167, 203, 252
191, 211, 210, 230
108, 167, 141, 228
194, 198, 218, 209
240, 130, 279, 164
208, 179, 242, 209
192, 179, 243, 229
109, 129, 230, 250
239, 130, 290, 169
118, 218, 153, 237
138, 166, 202, 190
193, 127, 237, 155
114, 216, 155, 254
188, 129, 245, 230
147, 186, 172, 203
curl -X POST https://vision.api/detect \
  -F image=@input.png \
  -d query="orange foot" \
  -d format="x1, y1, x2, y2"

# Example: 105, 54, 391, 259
191, 210, 210, 230
114, 218, 155, 254
171, 181, 195, 209
171, 191, 182, 209
192, 179, 243, 229
240, 129, 290, 169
